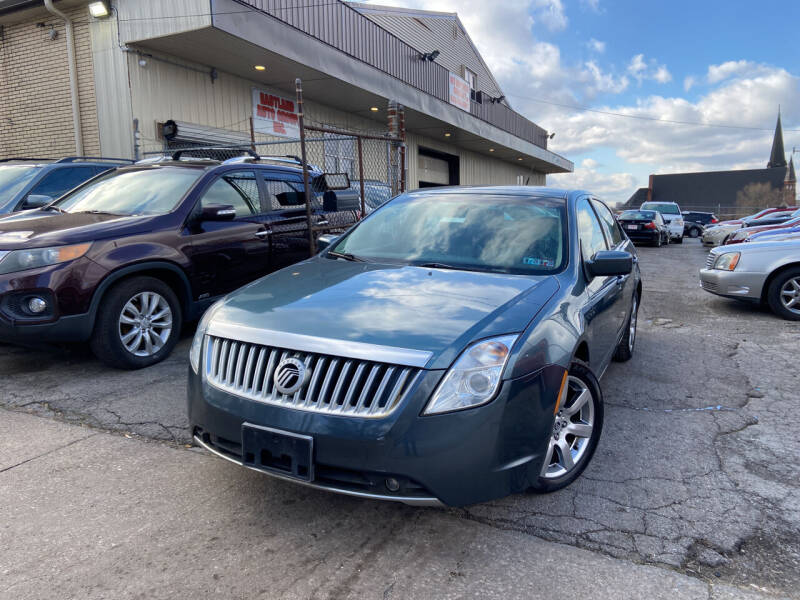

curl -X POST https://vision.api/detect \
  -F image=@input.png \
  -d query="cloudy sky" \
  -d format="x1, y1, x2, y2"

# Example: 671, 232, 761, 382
361, 0, 800, 204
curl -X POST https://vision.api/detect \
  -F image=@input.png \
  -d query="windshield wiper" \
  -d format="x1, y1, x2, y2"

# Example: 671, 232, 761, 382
418, 262, 508, 274
327, 250, 365, 262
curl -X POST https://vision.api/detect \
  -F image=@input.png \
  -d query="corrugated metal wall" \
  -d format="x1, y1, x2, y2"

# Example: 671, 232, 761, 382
118, 0, 212, 44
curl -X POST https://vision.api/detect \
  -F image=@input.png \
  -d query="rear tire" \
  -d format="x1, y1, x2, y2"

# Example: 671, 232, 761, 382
90, 276, 183, 369
528, 360, 604, 494
674, 236, 683, 244
766, 268, 800, 321
613, 293, 638, 362
688, 227, 701, 238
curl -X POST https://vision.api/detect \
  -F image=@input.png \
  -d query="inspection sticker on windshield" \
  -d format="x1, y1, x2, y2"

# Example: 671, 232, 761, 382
523, 257, 554, 267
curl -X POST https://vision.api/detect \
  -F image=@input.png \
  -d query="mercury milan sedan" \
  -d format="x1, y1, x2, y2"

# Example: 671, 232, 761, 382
700, 239, 800, 320
189, 187, 641, 506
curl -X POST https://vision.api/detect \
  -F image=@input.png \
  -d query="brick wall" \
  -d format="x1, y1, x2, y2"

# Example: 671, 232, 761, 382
0, 6, 100, 158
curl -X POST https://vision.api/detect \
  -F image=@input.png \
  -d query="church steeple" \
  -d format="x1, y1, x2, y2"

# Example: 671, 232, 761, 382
768, 109, 787, 169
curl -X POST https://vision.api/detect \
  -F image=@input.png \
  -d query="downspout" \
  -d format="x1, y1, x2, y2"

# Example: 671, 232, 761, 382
43, 0, 83, 155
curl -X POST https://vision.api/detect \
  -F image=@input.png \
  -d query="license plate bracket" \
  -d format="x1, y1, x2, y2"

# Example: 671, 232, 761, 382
241, 423, 314, 482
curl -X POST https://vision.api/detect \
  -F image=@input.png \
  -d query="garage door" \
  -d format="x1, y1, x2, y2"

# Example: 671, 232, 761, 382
418, 154, 450, 186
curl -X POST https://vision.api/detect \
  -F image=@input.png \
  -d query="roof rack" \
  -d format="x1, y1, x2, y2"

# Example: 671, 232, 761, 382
55, 156, 135, 164
0, 157, 56, 163
171, 147, 259, 161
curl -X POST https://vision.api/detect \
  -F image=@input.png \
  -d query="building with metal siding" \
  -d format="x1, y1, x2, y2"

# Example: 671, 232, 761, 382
0, 0, 572, 189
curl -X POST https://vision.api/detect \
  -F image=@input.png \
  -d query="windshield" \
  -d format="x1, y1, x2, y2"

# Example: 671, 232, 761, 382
331, 193, 567, 274
54, 167, 203, 215
641, 202, 679, 215
0, 165, 41, 199
621, 210, 655, 220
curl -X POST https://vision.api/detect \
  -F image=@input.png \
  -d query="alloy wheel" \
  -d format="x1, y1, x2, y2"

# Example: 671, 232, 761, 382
628, 296, 638, 352
541, 376, 595, 479
779, 277, 800, 315
118, 291, 173, 357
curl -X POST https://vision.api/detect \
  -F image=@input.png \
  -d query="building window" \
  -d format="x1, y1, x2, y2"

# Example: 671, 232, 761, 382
463, 67, 477, 90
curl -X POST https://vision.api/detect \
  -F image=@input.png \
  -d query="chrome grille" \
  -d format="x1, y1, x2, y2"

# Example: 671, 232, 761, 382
204, 336, 420, 418
705, 252, 717, 269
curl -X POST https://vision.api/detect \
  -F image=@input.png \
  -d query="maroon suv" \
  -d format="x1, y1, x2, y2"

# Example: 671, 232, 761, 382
0, 156, 357, 368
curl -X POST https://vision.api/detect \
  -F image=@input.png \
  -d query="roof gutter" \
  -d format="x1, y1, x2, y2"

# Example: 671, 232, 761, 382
43, 0, 83, 155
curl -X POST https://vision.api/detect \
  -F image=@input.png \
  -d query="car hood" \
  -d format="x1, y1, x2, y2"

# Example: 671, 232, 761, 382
0, 211, 162, 249
209, 258, 559, 370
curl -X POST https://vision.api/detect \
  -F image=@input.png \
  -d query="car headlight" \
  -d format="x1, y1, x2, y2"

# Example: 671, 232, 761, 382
674, 218, 684, 226
189, 300, 225, 373
423, 335, 518, 415
0, 242, 91, 275
713, 252, 740, 271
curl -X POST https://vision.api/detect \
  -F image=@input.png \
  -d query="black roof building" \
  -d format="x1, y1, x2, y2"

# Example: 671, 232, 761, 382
624, 111, 797, 215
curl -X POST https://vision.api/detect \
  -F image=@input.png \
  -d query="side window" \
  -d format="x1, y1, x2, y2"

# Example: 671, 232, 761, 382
29, 167, 97, 199
200, 170, 258, 217
591, 199, 623, 247
263, 178, 306, 211
577, 198, 608, 261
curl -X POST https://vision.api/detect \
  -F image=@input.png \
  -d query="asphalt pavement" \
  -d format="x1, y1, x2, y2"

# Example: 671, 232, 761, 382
1, 239, 798, 599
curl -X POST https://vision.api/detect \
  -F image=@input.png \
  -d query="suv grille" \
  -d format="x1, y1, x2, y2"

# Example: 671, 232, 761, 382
204, 336, 421, 418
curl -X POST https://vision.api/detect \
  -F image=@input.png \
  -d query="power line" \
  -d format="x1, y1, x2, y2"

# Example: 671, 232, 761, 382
505, 93, 800, 132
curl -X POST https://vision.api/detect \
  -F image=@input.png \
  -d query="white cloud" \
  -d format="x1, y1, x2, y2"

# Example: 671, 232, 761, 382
532, 0, 567, 32
683, 76, 696, 92
627, 54, 672, 85
706, 60, 772, 84
587, 38, 606, 53
549, 159, 637, 203
581, 0, 602, 13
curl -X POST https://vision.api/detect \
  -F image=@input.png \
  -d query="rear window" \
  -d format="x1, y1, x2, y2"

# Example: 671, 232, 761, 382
620, 210, 655, 220
641, 202, 680, 215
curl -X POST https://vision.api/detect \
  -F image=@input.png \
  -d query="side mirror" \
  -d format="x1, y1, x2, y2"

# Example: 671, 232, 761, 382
200, 204, 236, 222
23, 194, 53, 209
586, 250, 633, 278
316, 234, 340, 253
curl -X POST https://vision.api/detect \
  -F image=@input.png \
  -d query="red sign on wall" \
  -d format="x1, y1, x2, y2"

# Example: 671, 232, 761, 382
252, 88, 300, 138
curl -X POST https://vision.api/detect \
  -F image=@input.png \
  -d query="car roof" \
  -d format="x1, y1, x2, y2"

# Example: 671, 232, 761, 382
117, 160, 319, 176
403, 185, 594, 200
0, 157, 133, 167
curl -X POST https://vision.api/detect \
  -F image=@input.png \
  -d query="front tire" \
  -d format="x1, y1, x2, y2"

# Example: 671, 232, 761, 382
673, 235, 683, 244
766, 268, 800, 321
528, 360, 604, 493
90, 276, 183, 369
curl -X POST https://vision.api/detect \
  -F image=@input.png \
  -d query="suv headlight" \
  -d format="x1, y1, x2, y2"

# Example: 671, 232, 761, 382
0, 242, 91, 275
674, 218, 684, 226
189, 300, 224, 373
423, 335, 518, 415
713, 252, 740, 271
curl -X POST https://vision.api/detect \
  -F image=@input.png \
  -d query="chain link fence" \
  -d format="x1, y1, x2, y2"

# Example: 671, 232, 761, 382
141, 126, 404, 257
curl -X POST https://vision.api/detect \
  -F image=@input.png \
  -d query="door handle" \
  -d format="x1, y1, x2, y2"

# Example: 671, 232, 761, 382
255, 230, 271, 238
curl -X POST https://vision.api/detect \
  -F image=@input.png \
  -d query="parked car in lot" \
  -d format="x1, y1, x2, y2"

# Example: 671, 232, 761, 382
0, 154, 358, 369
189, 187, 642, 506
0, 157, 133, 214
702, 208, 797, 247
640, 201, 684, 243
681, 211, 718, 238
700, 239, 800, 320
743, 223, 800, 244
617, 209, 670, 246
725, 210, 800, 245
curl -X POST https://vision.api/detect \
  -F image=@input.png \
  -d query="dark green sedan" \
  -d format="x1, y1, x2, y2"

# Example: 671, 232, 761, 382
188, 187, 641, 506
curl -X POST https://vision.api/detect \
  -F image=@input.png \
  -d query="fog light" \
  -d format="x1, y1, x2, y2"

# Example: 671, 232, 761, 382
385, 478, 400, 492
27, 296, 48, 314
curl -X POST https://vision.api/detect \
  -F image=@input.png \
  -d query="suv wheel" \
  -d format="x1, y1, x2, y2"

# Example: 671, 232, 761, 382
766, 268, 800, 321
688, 227, 701, 238
528, 360, 604, 493
613, 293, 638, 362
673, 234, 683, 244
90, 276, 183, 369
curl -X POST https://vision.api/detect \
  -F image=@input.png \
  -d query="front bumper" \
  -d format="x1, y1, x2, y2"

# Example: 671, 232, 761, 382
699, 268, 766, 301
188, 364, 564, 507
0, 311, 94, 343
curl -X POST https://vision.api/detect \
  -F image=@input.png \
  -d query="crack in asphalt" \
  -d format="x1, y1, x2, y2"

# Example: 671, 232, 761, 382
0, 433, 97, 474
